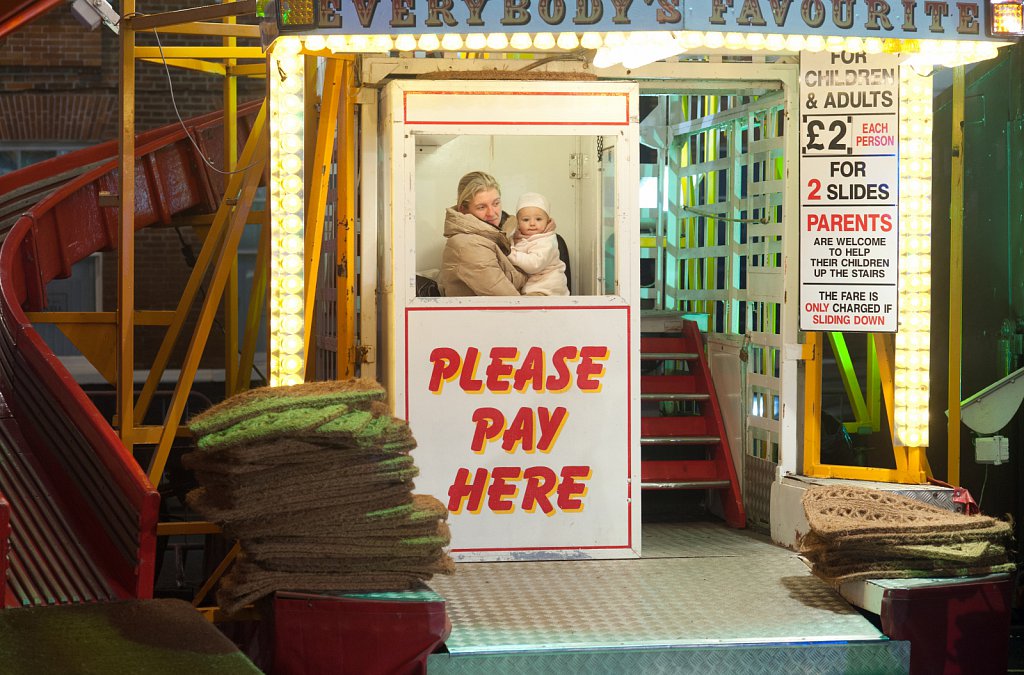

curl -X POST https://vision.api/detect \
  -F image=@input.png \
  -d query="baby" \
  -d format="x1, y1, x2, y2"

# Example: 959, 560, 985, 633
507, 192, 570, 296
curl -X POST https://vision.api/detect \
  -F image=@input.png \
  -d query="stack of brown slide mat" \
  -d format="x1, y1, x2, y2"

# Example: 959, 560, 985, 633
183, 379, 453, 614
799, 484, 1014, 587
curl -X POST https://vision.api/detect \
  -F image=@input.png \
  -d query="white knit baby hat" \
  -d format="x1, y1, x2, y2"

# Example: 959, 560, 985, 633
515, 192, 550, 217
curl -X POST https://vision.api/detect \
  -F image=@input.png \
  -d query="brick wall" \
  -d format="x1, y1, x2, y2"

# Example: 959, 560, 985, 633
2, 3, 265, 371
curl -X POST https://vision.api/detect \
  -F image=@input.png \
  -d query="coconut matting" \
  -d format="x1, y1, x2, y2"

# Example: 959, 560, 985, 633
802, 484, 1006, 537
184, 380, 454, 614
188, 379, 386, 436
800, 485, 1014, 588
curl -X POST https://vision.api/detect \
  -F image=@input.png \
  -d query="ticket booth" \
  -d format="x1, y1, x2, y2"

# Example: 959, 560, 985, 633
377, 80, 642, 560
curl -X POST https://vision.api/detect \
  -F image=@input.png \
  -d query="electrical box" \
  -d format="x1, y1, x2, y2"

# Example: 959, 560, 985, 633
975, 435, 1010, 465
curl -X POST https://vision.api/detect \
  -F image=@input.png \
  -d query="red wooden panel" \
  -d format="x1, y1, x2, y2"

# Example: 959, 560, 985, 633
641, 415, 711, 437
274, 592, 450, 675
640, 374, 704, 395
641, 459, 722, 483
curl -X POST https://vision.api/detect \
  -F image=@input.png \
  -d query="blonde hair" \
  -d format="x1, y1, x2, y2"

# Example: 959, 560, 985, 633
456, 171, 501, 211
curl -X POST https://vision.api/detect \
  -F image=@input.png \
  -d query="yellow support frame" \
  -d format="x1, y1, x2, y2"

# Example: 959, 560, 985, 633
302, 58, 344, 376
337, 59, 359, 377
803, 332, 928, 484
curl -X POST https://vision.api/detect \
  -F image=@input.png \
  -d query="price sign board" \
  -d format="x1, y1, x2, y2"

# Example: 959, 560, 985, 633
799, 51, 900, 333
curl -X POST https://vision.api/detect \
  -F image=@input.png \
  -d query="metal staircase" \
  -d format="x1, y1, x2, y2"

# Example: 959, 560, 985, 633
640, 319, 746, 528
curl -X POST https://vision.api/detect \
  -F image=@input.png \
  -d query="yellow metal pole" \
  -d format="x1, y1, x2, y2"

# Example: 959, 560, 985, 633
338, 59, 358, 378
802, 332, 823, 475
948, 66, 965, 487
223, 6, 238, 395
192, 541, 240, 608
302, 58, 344, 378
236, 216, 269, 394
223, 6, 239, 396
147, 125, 268, 486
117, 0, 137, 451
134, 103, 267, 425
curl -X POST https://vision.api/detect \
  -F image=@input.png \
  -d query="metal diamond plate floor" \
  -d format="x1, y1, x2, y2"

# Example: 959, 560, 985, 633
427, 522, 887, 655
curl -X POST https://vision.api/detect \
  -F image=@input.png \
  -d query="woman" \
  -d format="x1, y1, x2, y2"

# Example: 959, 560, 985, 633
436, 171, 526, 297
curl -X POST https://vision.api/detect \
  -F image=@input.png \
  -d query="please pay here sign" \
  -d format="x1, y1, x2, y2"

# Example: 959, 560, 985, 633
799, 50, 899, 333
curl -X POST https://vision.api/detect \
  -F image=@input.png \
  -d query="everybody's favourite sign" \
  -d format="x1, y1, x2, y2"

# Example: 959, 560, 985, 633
284, 0, 994, 39
405, 306, 635, 561
690, 0, 987, 40
799, 50, 899, 332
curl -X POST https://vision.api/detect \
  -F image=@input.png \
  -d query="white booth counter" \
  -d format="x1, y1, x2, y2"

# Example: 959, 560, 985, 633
378, 80, 641, 561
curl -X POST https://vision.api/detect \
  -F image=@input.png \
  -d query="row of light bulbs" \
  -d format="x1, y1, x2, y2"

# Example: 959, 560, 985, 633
893, 65, 932, 449
269, 45, 306, 387
289, 31, 1006, 67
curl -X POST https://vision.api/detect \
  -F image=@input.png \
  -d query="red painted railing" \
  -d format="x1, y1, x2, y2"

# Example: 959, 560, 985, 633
0, 101, 260, 606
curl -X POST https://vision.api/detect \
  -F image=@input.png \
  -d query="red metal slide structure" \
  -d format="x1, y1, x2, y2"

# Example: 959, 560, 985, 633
0, 103, 259, 608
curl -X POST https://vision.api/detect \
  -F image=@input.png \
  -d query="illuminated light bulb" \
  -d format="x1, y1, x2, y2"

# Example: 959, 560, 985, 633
283, 274, 303, 294
277, 55, 302, 77
418, 34, 441, 51
283, 234, 303, 253
282, 334, 304, 354
281, 154, 302, 174
282, 294, 303, 314
282, 215, 302, 234
604, 32, 626, 48
282, 374, 304, 387
465, 33, 487, 50
304, 35, 326, 52
282, 194, 302, 214
347, 35, 368, 51
441, 33, 464, 50
509, 33, 531, 50
282, 315, 303, 334
281, 133, 301, 154
269, 318, 281, 334
394, 34, 416, 51
724, 32, 745, 49
825, 36, 845, 52
844, 36, 864, 53
282, 94, 302, 112
533, 32, 555, 49
556, 32, 579, 50
282, 115, 302, 135
326, 35, 347, 52
282, 354, 302, 373
282, 254, 303, 275
744, 33, 765, 50
805, 35, 826, 52
864, 37, 883, 53
784, 34, 804, 52
704, 31, 725, 49
487, 33, 510, 50
275, 36, 302, 56
681, 31, 704, 49
580, 32, 602, 49
765, 34, 785, 51
283, 175, 303, 194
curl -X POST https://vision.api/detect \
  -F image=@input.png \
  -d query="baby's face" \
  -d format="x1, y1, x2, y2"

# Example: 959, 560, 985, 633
517, 207, 550, 236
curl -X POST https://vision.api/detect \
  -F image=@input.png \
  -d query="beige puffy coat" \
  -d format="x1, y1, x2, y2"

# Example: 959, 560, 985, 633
437, 208, 526, 297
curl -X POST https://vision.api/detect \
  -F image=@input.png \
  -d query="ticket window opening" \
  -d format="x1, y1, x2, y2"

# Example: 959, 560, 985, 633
413, 133, 618, 299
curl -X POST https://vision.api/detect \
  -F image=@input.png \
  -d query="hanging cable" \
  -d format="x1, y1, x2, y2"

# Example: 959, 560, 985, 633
152, 28, 259, 177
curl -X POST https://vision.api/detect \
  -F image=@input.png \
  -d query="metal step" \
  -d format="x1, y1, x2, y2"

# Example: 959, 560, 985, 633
641, 392, 709, 401
641, 480, 733, 489
640, 352, 698, 360
641, 435, 720, 445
